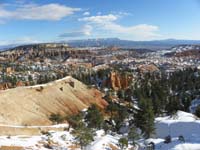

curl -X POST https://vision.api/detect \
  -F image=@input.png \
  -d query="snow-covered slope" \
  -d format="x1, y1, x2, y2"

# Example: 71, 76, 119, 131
0, 129, 135, 150
145, 111, 200, 150
146, 138, 200, 150
155, 111, 200, 138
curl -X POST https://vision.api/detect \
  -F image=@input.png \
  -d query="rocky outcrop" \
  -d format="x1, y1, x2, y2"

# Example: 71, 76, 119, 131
174, 50, 200, 58
0, 44, 95, 63
0, 81, 30, 90
0, 83, 12, 90
0, 76, 107, 126
16, 81, 30, 87
109, 71, 132, 91
138, 64, 159, 73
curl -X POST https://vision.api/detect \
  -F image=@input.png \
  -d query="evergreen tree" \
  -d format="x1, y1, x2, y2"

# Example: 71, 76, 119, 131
117, 89, 125, 100
128, 127, 139, 146
102, 121, 111, 134
67, 113, 84, 129
135, 97, 155, 139
85, 104, 104, 129
73, 124, 95, 150
49, 113, 64, 124
166, 96, 181, 115
106, 100, 118, 120
118, 137, 128, 150
195, 106, 200, 118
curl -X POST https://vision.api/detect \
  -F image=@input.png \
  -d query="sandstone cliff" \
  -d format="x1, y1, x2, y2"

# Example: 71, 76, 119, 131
109, 71, 132, 91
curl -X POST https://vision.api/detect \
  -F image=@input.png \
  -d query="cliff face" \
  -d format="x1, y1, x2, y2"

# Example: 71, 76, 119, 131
0, 76, 107, 126
0, 44, 94, 63
0, 81, 30, 90
109, 71, 132, 91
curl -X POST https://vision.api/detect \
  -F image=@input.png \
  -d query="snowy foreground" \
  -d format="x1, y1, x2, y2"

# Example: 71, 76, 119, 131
1, 111, 200, 150
0, 129, 130, 150
146, 111, 200, 150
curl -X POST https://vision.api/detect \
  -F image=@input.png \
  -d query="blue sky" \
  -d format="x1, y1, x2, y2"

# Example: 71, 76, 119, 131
0, 0, 200, 45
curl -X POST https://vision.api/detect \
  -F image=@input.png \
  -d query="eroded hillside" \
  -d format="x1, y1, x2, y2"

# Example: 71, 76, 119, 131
0, 76, 107, 126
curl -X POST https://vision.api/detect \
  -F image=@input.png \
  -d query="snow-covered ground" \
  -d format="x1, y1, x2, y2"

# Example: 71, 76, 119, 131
145, 138, 200, 150
0, 128, 129, 150
155, 111, 200, 138
145, 111, 200, 150
1, 111, 200, 150
0, 131, 74, 149
87, 130, 120, 150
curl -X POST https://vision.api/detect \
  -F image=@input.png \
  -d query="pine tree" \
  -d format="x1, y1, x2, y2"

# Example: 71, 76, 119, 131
195, 106, 200, 118
166, 96, 181, 115
73, 124, 95, 150
118, 137, 128, 150
106, 100, 118, 120
128, 127, 139, 146
85, 104, 104, 129
67, 113, 84, 129
135, 97, 155, 139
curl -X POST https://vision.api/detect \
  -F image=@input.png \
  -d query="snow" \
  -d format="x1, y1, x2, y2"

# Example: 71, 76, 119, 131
145, 111, 200, 150
0, 128, 123, 150
1, 111, 200, 150
87, 130, 119, 150
87, 134, 119, 150
155, 111, 200, 138
0, 135, 41, 147
146, 138, 200, 150
173, 143, 200, 150
156, 111, 197, 122
0, 131, 77, 149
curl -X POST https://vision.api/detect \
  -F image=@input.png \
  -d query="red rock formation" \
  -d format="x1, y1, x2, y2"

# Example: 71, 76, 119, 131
16, 81, 25, 87
0, 81, 30, 90
109, 71, 132, 91
0, 83, 12, 90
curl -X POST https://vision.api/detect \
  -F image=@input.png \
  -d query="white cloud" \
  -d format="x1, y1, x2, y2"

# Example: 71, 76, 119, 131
0, 37, 42, 46
0, 3, 80, 21
83, 25, 93, 35
79, 14, 118, 23
79, 14, 161, 40
83, 11, 90, 16
59, 25, 93, 38
118, 11, 131, 16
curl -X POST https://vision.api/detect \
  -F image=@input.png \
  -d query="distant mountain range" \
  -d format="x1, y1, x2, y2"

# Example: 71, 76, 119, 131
1, 38, 200, 51
0, 44, 18, 51
67, 38, 200, 50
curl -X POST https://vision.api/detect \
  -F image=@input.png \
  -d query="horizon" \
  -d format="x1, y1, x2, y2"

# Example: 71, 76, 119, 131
2, 37, 200, 47
1, 0, 200, 45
